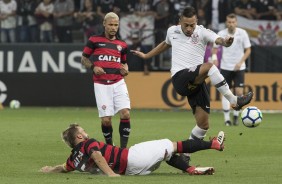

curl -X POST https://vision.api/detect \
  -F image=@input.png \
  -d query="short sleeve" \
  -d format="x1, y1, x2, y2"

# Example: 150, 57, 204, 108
242, 30, 251, 48
165, 26, 173, 45
84, 139, 101, 156
203, 27, 220, 44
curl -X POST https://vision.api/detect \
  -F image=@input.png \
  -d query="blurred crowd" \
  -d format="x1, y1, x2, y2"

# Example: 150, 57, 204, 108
1, 0, 282, 44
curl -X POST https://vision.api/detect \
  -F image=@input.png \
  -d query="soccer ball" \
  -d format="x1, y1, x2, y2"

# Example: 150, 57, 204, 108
241, 106, 263, 128
9, 100, 21, 109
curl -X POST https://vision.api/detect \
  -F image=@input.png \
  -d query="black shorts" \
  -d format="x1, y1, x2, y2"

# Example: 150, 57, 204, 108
220, 69, 245, 88
172, 65, 210, 114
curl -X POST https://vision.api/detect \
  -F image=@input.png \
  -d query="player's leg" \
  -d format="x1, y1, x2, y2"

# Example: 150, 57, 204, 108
180, 84, 210, 165
220, 69, 233, 126
195, 63, 253, 110
167, 131, 225, 175
166, 154, 214, 175
171, 75, 211, 164
174, 131, 225, 153
101, 116, 114, 145
118, 108, 131, 148
126, 139, 174, 175
222, 96, 232, 126
233, 70, 245, 125
114, 79, 131, 148
94, 83, 115, 145
188, 83, 210, 140
172, 70, 210, 140
190, 107, 209, 139
233, 87, 243, 125
182, 106, 208, 162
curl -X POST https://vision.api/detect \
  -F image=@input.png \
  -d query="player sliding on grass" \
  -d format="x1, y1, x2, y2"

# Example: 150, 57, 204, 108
40, 124, 225, 176
131, 6, 253, 163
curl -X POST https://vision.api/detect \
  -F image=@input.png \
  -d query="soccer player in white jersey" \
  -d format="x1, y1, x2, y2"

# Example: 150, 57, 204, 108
213, 13, 251, 126
131, 6, 253, 164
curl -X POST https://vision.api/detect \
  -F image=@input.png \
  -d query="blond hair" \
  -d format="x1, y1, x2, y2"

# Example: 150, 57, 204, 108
104, 12, 119, 22
61, 124, 80, 148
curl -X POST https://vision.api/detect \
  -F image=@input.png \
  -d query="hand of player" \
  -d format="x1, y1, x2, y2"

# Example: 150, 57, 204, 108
120, 64, 129, 76
93, 66, 106, 75
130, 50, 146, 59
224, 36, 234, 47
234, 63, 241, 71
108, 173, 121, 177
39, 166, 54, 173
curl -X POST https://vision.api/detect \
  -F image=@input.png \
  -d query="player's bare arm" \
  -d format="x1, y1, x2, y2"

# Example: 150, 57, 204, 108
40, 164, 68, 173
215, 36, 234, 47
120, 63, 129, 76
81, 55, 106, 75
131, 41, 171, 59
235, 47, 251, 71
91, 151, 120, 177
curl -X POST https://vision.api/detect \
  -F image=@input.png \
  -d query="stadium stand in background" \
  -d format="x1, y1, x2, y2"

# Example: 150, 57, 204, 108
1, 0, 282, 72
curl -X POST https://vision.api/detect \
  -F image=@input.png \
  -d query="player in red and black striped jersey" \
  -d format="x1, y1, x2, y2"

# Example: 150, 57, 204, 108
82, 30, 127, 84
40, 124, 226, 176
65, 138, 128, 175
81, 12, 131, 148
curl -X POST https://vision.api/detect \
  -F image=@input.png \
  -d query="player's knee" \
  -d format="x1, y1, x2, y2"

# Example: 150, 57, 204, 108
101, 118, 112, 126
203, 62, 213, 70
120, 109, 130, 119
199, 63, 214, 78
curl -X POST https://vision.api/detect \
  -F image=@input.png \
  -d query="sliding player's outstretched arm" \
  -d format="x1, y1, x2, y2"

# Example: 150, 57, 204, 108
40, 164, 69, 173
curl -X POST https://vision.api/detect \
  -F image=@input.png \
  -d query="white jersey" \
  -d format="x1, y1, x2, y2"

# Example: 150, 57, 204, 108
165, 25, 220, 76
217, 28, 251, 71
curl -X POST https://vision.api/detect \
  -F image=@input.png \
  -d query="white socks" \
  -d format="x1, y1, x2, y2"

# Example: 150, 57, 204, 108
208, 65, 237, 105
233, 109, 239, 117
189, 125, 208, 140
222, 95, 240, 122
222, 96, 231, 121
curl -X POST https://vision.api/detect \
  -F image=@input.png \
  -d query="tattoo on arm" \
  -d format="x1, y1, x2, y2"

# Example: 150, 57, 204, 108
81, 56, 93, 69
216, 37, 226, 46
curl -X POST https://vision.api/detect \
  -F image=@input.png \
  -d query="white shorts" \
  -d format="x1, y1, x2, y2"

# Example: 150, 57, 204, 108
125, 139, 174, 175
94, 79, 130, 117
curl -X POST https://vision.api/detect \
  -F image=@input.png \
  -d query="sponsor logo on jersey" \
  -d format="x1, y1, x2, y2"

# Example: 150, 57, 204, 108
99, 43, 106, 47
116, 45, 122, 52
74, 151, 84, 167
191, 33, 199, 44
98, 55, 121, 62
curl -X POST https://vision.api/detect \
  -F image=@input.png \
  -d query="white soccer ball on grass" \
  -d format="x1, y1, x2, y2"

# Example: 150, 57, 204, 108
9, 100, 21, 109
241, 106, 263, 128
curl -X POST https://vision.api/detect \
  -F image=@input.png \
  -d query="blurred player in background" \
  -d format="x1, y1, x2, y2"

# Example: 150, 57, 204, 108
81, 12, 131, 148
213, 13, 251, 126
131, 6, 253, 163
40, 124, 225, 176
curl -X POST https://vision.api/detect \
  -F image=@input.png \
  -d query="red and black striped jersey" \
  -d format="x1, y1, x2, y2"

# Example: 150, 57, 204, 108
82, 34, 128, 85
64, 138, 129, 174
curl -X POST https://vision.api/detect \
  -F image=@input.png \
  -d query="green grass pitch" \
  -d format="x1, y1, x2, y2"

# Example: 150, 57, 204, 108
0, 107, 281, 184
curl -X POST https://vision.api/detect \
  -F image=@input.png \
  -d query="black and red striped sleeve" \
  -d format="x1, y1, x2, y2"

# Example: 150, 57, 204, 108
84, 139, 101, 156
82, 39, 96, 58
